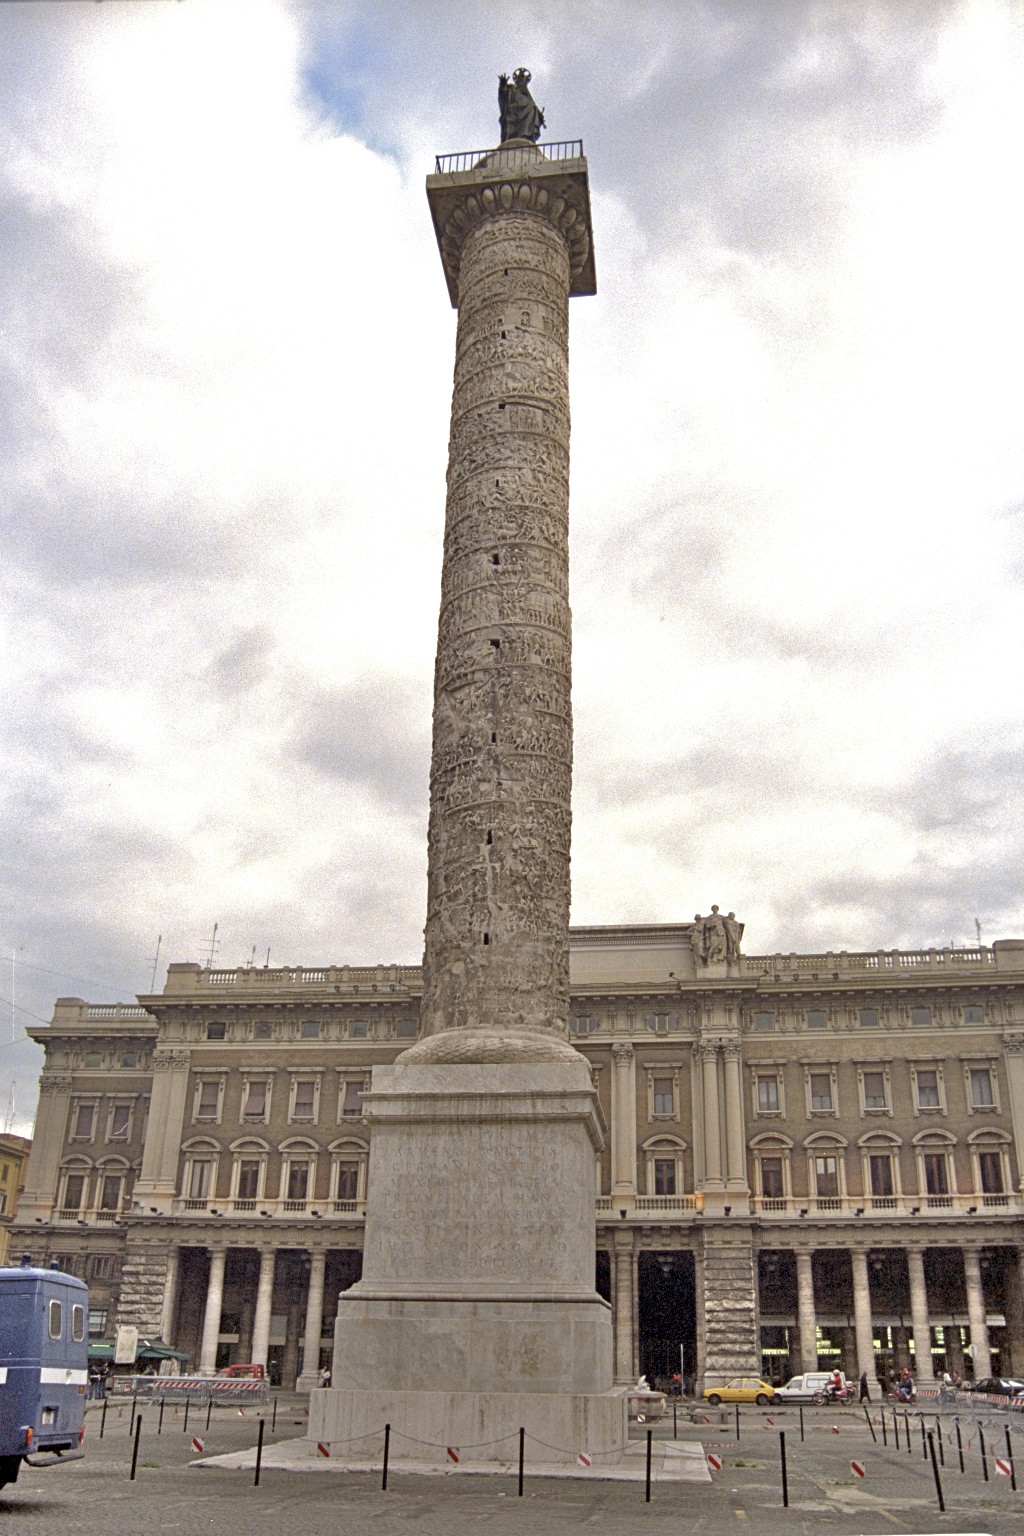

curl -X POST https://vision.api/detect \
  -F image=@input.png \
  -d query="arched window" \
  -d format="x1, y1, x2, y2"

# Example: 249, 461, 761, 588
228, 1137, 270, 1210
856, 1130, 903, 1210
639, 1135, 689, 1205
966, 1128, 1011, 1207
278, 1137, 318, 1209
912, 1128, 957, 1208
94, 1156, 131, 1220
180, 1138, 221, 1210
57, 1157, 93, 1219
749, 1133, 793, 1210
804, 1132, 848, 1210
329, 1138, 369, 1209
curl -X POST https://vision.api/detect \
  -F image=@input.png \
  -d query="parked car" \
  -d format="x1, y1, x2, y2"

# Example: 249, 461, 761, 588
774, 1372, 850, 1402
967, 1377, 1024, 1398
703, 1377, 776, 1406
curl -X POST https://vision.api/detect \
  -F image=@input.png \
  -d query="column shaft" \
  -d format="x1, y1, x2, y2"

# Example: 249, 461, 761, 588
297, 1251, 327, 1391
796, 1251, 817, 1373
611, 1044, 637, 1198
612, 1231, 635, 1384
198, 1250, 226, 1375
850, 1249, 875, 1383
702, 1047, 723, 1187
159, 1246, 180, 1345
906, 1248, 934, 1382
723, 1045, 746, 1189
250, 1248, 276, 1369
963, 1248, 991, 1378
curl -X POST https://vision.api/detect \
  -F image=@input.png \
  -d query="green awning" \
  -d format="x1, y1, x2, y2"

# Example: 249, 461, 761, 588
136, 1341, 190, 1362
88, 1342, 115, 1360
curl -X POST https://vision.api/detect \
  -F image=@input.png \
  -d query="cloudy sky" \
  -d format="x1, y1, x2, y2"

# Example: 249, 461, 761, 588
1, 0, 1022, 1134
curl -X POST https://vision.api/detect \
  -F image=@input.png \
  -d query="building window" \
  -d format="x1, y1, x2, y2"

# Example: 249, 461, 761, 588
350, 1021, 369, 1039
71, 1103, 96, 1141
806, 1010, 827, 1030
206, 1022, 226, 1041
858, 1009, 878, 1029
396, 1019, 418, 1038
652, 1077, 674, 1116
963, 1004, 984, 1023
290, 1079, 319, 1123
339, 1079, 367, 1119
89, 1254, 115, 1281
60, 1171, 87, 1213
193, 1079, 223, 1123
236, 1159, 262, 1201
914, 1067, 942, 1111
757, 1076, 780, 1114
286, 1161, 310, 1202
336, 1161, 360, 1200
49, 1300, 62, 1340
98, 1173, 122, 1213
809, 1072, 834, 1113
862, 1070, 888, 1111
978, 1150, 1004, 1194
242, 1079, 270, 1122
968, 1067, 995, 1109
88, 1308, 108, 1337
84, 1052, 102, 1069
923, 1152, 949, 1197
187, 1158, 213, 1201
254, 1022, 272, 1041
753, 1011, 775, 1032
653, 1158, 676, 1196
869, 1153, 895, 1198
300, 1019, 320, 1039
814, 1155, 840, 1199
760, 1156, 784, 1199
910, 1006, 931, 1026
121, 1052, 138, 1069
108, 1104, 132, 1141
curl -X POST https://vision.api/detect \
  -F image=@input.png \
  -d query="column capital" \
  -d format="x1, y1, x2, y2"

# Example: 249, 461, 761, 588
611, 1043, 634, 1066
700, 1041, 720, 1064
39, 1074, 73, 1097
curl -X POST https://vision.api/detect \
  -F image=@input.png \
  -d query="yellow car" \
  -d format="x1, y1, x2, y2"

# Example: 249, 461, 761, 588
703, 1377, 776, 1406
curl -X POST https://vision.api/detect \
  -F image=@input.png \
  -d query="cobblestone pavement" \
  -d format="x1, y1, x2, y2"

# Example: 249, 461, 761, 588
1, 1396, 1022, 1535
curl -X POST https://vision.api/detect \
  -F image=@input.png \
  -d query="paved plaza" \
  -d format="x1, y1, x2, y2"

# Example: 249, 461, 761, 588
1, 1396, 1021, 1535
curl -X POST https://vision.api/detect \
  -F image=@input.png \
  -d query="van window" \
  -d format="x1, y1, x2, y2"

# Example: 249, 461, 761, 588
49, 1299, 63, 1339
72, 1304, 86, 1343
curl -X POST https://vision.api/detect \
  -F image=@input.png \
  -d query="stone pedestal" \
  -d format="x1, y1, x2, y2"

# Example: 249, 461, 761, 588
326, 1059, 622, 1460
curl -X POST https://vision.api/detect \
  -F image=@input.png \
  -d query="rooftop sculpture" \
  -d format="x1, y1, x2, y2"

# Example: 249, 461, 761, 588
498, 67, 545, 143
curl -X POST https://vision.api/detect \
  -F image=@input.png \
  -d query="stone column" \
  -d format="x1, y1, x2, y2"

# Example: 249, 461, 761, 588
610, 1044, 637, 1200
963, 1247, 991, 1379
15, 1073, 72, 1221
297, 1251, 327, 1392
250, 1248, 276, 1370
723, 1042, 747, 1191
198, 1248, 226, 1375
701, 1044, 723, 1188
1003, 1033, 1024, 1190
906, 1248, 934, 1383
134, 1050, 192, 1213
159, 1246, 180, 1345
850, 1249, 875, 1383
612, 1228, 635, 1384
796, 1251, 817, 1373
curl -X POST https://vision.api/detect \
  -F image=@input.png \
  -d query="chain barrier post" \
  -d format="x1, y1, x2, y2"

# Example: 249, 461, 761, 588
880, 1409, 887, 1446
893, 1410, 900, 1450
272, 1396, 277, 1432
672, 1400, 677, 1439
904, 1411, 911, 1455
920, 1415, 927, 1459
182, 1398, 189, 1435
936, 1417, 943, 1466
100, 1398, 108, 1440
799, 1405, 804, 1443
979, 1424, 988, 1482
518, 1426, 525, 1496
158, 1397, 165, 1436
254, 1416, 265, 1487
927, 1432, 945, 1513
955, 1417, 964, 1474
1005, 1425, 1017, 1492
382, 1423, 390, 1491
735, 1403, 740, 1441
779, 1431, 788, 1508
863, 1405, 877, 1444
645, 1428, 652, 1502
129, 1414, 143, 1481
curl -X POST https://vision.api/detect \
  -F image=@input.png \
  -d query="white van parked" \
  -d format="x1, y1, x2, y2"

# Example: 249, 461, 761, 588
774, 1371, 850, 1402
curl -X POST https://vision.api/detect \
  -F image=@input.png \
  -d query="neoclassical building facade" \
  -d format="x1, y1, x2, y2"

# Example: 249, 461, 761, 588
13, 924, 1024, 1391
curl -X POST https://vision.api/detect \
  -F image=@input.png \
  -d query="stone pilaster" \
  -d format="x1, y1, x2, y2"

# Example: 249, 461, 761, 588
115, 1235, 173, 1337
699, 1223, 759, 1390
610, 1043, 637, 1201
14, 1073, 72, 1221
1003, 1032, 1024, 1190
134, 1049, 191, 1212
796, 1250, 818, 1373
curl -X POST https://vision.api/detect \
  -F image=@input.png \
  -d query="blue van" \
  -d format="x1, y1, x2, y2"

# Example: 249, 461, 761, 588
0, 1256, 88, 1491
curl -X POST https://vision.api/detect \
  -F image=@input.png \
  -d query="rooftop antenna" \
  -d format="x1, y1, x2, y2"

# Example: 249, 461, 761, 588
202, 922, 220, 969
3, 1082, 15, 1134
975, 917, 983, 947
148, 934, 163, 993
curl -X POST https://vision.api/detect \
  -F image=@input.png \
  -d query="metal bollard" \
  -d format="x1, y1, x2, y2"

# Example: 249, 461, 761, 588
927, 1432, 945, 1513
129, 1414, 143, 1481
645, 1428, 652, 1503
158, 1397, 165, 1436
254, 1417, 265, 1487
100, 1398, 108, 1440
182, 1398, 189, 1434
382, 1422, 390, 1491
518, 1426, 525, 1496
979, 1424, 988, 1482
206, 1395, 213, 1432
1005, 1425, 1017, 1492
864, 1405, 877, 1444
955, 1417, 964, 1474
779, 1431, 788, 1508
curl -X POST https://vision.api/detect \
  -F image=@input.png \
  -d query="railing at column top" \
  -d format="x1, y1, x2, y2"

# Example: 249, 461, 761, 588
434, 140, 584, 175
